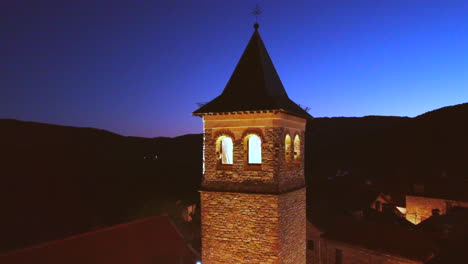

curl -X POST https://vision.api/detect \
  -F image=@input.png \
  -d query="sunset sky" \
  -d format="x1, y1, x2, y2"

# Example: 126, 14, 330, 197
2, 0, 468, 137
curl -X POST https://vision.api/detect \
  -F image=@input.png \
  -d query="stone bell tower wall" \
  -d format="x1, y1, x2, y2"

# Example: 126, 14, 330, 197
202, 111, 306, 194
200, 111, 307, 264
200, 188, 306, 264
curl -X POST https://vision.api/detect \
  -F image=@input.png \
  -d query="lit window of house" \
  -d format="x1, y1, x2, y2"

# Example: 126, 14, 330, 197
247, 134, 261, 164
216, 136, 233, 164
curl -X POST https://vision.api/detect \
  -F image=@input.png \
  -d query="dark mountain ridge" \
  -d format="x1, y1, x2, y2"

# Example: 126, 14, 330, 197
1, 102, 467, 253
305, 103, 468, 201
0, 119, 202, 253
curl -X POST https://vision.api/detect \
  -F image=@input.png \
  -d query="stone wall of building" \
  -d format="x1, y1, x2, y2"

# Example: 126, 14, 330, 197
201, 189, 306, 264
306, 220, 431, 264
306, 220, 323, 264
202, 112, 306, 194
200, 112, 307, 264
201, 191, 279, 263
321, 240, 421, 264
279, 188, 306, 264
406, 195, 468, 224
277, 130, 306, 193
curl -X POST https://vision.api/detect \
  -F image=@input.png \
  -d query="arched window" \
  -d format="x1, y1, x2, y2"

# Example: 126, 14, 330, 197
285, 134, 292, 165
293, 134, 301, 162
247, 134, 262, 164
216, 136, 233, 164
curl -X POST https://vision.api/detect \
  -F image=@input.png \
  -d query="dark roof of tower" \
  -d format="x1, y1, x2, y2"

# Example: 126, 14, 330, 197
193, 24, 312, 119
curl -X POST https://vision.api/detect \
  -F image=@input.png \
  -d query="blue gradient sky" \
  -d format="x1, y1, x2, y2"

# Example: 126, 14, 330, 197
2, 0, 467, 137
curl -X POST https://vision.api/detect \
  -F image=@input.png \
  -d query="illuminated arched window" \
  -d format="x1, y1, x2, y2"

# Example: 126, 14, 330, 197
293, 134, 301, 162
216, 136, 233, 164
248, 134, 262, 164
285, 134, 292, 165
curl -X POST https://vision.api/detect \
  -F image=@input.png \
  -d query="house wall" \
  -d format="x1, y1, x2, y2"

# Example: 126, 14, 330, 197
306, 220, 322, 264
306, 220, 429, 264
406, 195, 468, 224
320, 240, 421, 264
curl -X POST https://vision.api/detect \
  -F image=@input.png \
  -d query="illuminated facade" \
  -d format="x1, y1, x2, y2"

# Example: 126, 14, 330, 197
193, 23, 312, 263
406, 194, 468, 225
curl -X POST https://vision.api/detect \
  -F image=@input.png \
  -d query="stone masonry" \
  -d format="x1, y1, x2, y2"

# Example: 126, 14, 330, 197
201, 189, 305, 263
200, 111, 307, 264
202, 112, 305, 194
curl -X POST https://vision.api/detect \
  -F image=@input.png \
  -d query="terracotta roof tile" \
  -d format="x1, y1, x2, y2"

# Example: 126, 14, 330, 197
1, 216, 199, 264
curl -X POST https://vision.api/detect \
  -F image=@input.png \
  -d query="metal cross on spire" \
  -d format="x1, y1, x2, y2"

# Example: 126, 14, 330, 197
252, 4, 262, 24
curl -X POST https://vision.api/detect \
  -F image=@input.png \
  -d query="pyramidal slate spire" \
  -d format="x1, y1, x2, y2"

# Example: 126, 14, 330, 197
194, 23, 312, 119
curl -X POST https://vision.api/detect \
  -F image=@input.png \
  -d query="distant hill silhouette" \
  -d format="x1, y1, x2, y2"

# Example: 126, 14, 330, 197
306, 103, 468, 188
305, 115, 410, 184
0, 120, 202, 253
304, 104, 468, 228
1, 102, 467, 253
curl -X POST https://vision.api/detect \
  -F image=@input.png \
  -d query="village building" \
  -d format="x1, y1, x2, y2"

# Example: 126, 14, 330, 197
406, 181, 468, 225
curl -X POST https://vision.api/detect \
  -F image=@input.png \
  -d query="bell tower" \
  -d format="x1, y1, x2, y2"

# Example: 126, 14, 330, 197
193, 24, 311, 264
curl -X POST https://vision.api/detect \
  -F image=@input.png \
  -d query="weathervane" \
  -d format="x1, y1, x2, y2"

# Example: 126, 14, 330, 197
252, 4, 262, 24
